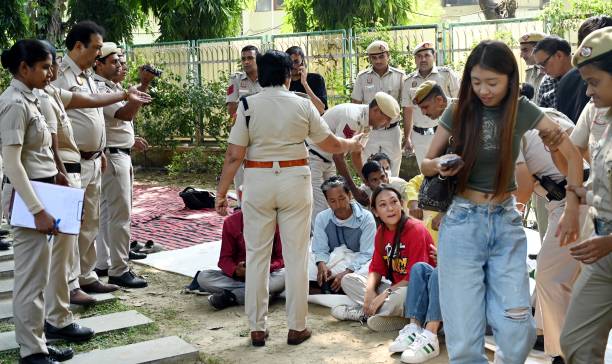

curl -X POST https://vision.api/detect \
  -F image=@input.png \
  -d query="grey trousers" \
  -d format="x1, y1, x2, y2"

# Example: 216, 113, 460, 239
560, 252, 612, 363
197, 269, 285, 305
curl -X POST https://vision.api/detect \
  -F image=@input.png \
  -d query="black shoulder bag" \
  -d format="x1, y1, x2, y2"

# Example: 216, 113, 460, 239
418, 136, 457, 212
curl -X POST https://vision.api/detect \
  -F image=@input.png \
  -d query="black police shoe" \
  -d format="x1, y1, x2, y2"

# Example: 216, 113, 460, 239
93, 267, 108, 277
129, 250, 147, 260
108, 270, 148, 288
533, 334, 545, 351
47, 346, 74, 362
208, 290, 238, 310
0, 239, 11, 251
19, 353, 59, 364
45, 322, 95, 342
552, 356, 565, 364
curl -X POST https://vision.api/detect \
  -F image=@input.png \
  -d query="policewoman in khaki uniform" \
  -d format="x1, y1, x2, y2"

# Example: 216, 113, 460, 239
0, 40, 61, 364
402, 42, 460, 165
216, 50, 363, 347
519, 32, 547, 101
94, 43, 148, 289
52, 21, 120, 295
559, 27, 612, 364
352, 40, 405, 177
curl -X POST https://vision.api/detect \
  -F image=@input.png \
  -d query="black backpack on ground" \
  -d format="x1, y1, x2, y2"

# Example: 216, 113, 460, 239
179, 187, 215, 209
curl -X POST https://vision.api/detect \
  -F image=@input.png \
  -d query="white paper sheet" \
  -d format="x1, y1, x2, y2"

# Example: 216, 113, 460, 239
10, 181, 85, 235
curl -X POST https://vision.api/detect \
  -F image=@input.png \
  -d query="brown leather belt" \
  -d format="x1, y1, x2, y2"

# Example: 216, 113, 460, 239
79, 150, 103, 160
244, 159, 309, 168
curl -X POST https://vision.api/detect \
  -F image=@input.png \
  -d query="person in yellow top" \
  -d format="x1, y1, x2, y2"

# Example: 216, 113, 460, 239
215, 50, 364, 347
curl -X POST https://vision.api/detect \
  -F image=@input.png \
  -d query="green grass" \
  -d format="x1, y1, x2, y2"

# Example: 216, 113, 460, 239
0, 321, 14, 333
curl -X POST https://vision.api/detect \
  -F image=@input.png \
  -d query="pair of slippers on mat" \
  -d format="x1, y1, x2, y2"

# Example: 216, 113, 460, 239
130, 240, 164, 254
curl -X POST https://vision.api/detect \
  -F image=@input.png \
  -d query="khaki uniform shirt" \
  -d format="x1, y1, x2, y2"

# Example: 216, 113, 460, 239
402, 66, 460, 129
52, 55, 105, 152
0, 79, 57, 179
309, 103, 370, 161
587, 109, 612, 221
525, 66, 545, 102
351, 66, 405, 106
94, 74, 134, 149
570, 101, 610, 154
226, 72, 262, 103
228, 86, 332, 161
36, 85, 81, 164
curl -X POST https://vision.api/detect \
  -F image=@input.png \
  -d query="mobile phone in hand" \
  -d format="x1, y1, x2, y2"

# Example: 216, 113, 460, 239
439, 155, 462, 169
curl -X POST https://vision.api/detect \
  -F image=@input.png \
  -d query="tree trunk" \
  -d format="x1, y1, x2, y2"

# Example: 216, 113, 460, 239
479, 0, 501, 19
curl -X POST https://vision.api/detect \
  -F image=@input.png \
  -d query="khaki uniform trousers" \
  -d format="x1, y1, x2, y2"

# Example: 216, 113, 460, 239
0, 155, 3, 222
560, 252, 612, 363
13, 227, 52, 357
309, 155, 336, 230
71, 157, 102, 287
534, 201, 588, 356
44, 172, 81, 329
242, 165, 312, 332
341, 273, 407, 317
363, 126, 402, 177
96, 150, 132, 276
412, 132, 434, 166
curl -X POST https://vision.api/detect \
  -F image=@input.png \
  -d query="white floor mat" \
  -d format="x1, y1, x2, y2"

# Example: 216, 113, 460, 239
134, 240, 221, 277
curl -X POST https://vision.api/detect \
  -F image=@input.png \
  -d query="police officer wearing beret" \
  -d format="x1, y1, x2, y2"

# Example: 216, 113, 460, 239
519, 31, 548, 102
352, 40, 405, 178
402, 41, 459, 166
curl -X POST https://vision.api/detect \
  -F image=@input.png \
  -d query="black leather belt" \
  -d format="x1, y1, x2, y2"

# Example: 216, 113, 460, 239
106, 147, 131, 155
385, 122, 399, 129
3, 176, 55, 185
413, 125, 437, 135
64, 162, 81, 174
79, 150, 103, 160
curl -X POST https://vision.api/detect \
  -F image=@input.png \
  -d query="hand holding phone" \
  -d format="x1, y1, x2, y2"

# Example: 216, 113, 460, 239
438, 154, 464, 176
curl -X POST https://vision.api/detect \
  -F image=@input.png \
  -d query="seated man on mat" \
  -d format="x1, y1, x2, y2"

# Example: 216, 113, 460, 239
309, 176, 376, 293
186, 190, 285, 309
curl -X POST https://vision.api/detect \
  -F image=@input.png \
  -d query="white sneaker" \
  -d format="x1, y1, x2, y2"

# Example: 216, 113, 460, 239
389, 323, 422, 352
366, 315, 411, 332
331, 305, 364, 321
400, 332, 440, 363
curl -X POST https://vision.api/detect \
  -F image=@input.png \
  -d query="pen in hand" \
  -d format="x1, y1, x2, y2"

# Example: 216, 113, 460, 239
48, 218, 61, 242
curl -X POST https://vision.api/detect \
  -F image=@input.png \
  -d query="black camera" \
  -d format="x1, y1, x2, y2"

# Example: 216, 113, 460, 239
142, 64, 162, 77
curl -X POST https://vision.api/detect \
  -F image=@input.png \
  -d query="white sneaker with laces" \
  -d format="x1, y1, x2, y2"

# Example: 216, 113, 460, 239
331, 305, 364, 321
389, 323, 422, 352
367, 315, 411, 332
400, 331, 440, 363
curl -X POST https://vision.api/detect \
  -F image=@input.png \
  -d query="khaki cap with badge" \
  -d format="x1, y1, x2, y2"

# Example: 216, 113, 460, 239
572, 27, 612, 67
99, 42, 119, 59
374, 91, 401, 119
519, 32, 547, 44
366, 40, 390, 55
412, 41, 435, 55
412, 80, 438, 105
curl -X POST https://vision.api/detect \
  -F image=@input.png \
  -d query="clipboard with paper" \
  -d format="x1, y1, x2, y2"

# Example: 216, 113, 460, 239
10, 181, 85, 235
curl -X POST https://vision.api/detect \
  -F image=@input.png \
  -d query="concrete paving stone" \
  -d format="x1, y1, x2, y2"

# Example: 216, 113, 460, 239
0, 310, 152, 352
65, 336, 199, 364
0, 293, 117, 321
0, 279, 12, 299
0, 261, 14, 279
0, 249, 13, 262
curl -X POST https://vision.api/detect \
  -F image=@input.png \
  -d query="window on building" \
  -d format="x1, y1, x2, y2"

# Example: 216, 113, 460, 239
256, 0, 272, 12
274, 0, 285, 10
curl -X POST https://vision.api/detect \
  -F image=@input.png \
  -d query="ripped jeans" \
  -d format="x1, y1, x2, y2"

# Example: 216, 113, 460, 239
438, 196, 536, 364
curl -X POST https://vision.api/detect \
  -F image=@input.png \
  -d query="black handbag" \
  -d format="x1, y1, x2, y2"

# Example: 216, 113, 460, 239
418, 137, 457, 212
179, 187, 216, 210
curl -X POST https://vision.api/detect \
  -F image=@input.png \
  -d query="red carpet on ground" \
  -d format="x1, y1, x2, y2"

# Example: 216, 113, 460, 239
131, 183, 224, 250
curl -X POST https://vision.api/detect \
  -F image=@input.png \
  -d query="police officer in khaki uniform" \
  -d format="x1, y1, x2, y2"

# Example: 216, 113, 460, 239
215, 50, 363, 347
559, 27, 612, 364
93, 43, 149, 288
0, 39, 66, 364
402, 41, 460, 165
309, 93, 400, 224
520, 32, 548, 102
52, 21, 120, 296
352, 40, 405, 177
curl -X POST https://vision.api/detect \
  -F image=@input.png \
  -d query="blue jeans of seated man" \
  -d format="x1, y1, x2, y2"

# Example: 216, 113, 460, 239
438, 196, 536, 364
404, 262, 441, 324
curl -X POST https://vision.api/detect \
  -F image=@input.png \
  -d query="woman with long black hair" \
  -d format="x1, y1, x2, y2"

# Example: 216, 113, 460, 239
421, 40, 583, 363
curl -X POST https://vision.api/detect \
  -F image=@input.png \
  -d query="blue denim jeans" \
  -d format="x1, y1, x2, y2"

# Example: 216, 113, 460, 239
404, 262, 442, 324
438, 196, 536, 364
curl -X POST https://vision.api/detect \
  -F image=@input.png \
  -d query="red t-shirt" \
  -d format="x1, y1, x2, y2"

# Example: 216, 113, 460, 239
369, 218, 435, 284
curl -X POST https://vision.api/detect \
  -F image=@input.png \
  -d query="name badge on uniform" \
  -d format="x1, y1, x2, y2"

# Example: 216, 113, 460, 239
412, 81, 417, 87
367, 76, 373, 84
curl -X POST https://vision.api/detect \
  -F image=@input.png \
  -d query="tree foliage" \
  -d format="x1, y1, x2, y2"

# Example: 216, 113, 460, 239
141, 0, 247, 41
66, 0, 147, 44
285, 0, 414, 32
540, 0, 612, 37
0, 0, 29, 49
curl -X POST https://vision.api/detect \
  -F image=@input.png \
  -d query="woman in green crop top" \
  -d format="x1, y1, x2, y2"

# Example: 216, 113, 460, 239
420, 40, 583, 364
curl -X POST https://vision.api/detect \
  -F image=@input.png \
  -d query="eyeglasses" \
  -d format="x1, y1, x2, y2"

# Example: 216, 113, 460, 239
535, 53, 553, 70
